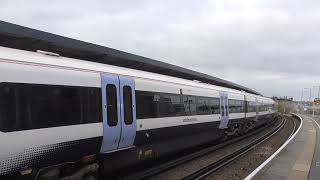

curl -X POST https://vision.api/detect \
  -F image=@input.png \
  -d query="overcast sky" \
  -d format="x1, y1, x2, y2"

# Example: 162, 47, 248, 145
1, 0, 320, 100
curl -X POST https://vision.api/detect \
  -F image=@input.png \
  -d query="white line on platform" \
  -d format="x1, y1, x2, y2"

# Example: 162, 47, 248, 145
309, 117, 320, 129
244, 114, 303, 180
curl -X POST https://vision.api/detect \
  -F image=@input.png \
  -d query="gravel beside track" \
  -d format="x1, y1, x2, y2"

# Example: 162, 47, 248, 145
147, 116, 286, 180
203, 115, 298, 180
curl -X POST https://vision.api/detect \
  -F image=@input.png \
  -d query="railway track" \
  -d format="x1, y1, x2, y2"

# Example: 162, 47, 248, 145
182, 115, 297, 180
119, 115, 295, 180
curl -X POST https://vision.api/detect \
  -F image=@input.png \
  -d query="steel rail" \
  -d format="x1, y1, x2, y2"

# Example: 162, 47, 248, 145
244, 113, 302, 180
122, 117, 279, 180
181, 116, 288, 180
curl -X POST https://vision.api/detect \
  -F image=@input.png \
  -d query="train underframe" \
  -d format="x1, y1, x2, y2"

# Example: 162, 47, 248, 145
6, 114, 276, 180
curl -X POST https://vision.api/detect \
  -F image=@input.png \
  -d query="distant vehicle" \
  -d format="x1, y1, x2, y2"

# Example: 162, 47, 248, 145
0, 46, 276, 179
314, 98, 320, 105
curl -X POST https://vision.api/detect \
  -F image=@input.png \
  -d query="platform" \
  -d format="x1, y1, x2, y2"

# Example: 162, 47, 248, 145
257, 114, 320, 180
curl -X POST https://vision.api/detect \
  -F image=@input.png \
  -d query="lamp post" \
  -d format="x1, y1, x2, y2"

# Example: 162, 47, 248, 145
313, 85, 320, 116
304, 88, 312, 115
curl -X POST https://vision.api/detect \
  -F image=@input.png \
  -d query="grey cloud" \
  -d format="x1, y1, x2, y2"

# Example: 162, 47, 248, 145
1, 0, 320, 100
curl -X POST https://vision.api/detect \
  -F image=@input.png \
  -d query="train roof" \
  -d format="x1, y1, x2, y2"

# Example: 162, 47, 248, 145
0, 46, 247, 96
0, 21, 261, 95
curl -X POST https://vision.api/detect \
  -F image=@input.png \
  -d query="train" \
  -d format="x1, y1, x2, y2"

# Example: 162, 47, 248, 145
0, 46, 276, 179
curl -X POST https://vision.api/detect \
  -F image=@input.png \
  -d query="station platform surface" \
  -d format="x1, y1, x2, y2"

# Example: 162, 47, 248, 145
258, 114, 320, 180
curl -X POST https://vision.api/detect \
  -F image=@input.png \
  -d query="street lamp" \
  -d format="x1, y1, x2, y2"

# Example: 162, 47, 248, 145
303, 88, 312, 116
304, 88, 311, 102
313, 85, 320, 100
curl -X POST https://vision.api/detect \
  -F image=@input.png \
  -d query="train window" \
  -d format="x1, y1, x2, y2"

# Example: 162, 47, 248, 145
85, 89, 103, 123
123, 86, 133, 125
245, 101, 248, 113
197, 97, 220, 114
136, 91, 160, 119
228, 99, 245, 113
209, 98, 220, 114
228, 100, 235, 113
261, 104, 269, 112
106, 85, 118, 127
0, 85, 19, 131
182, 96, 197, 115
160, 94, 184, 117
260, 104, 264, 112
183, 96, 189, 115
247, 101, 256, 112
136, 91, 221, 119
197, 97, 210, 115
188, 96, 197, 115
0, 83, 102, 132
256, 102, 260, 112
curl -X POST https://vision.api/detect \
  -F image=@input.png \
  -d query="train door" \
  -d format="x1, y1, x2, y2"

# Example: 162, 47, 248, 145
100, 74, 136, 153
219, 92, 229, 129
118, 76, 136, 149
244, 95, 247, 119
255, 97, 259, 121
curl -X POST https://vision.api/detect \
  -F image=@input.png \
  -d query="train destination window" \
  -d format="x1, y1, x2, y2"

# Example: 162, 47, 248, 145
123, 86, 133, 125
0, 83, 102, 132
106, 84, 118, 127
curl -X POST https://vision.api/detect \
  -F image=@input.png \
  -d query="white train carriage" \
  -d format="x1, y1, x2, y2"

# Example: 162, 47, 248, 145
0, 46, 276, 178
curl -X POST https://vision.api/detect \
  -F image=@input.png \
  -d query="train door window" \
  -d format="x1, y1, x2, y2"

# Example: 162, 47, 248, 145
123, 86, 133, 125
106, 84, 118, 127
225, 96, 228, 116
220, 96, 224, 116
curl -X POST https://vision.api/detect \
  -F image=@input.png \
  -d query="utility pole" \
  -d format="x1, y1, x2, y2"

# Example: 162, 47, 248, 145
309, 88, 312, 102
318, 86, 320, 116
304, 88, 312, 115
301, 89, 304, 113
310, 88, 313, 116
313, 102, 315, 117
